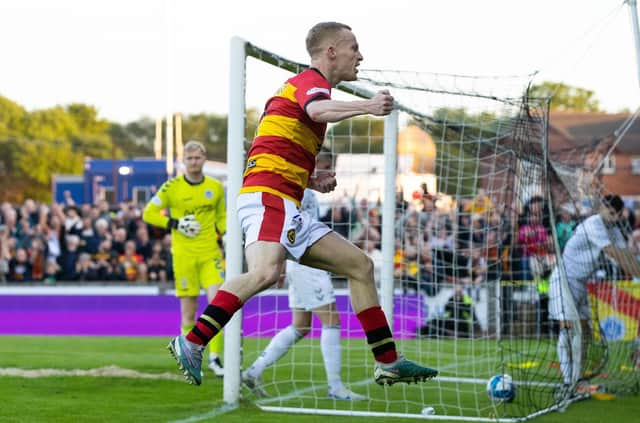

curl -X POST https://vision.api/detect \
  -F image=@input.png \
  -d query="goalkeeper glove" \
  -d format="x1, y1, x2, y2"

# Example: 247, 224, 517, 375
168, 214, 201, 238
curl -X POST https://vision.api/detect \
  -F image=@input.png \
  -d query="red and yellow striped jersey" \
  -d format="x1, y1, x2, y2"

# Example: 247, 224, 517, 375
240, 68, 331, 206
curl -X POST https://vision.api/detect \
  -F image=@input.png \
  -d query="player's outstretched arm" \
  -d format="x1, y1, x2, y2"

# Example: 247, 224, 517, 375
603, 245, 640, 278
306, 90, 394, 123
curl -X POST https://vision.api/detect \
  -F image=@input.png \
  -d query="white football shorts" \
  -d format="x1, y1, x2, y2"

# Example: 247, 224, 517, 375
237, 192, 331, 261
286, 259, 335, 310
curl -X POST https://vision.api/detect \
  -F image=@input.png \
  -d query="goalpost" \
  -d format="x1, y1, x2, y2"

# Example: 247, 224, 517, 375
224, 37, 640, 420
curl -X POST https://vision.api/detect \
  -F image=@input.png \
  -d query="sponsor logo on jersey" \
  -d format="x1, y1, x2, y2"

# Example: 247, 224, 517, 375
287, 229, 296, 244
306, 87, 330, 96
205, 189, 213, 199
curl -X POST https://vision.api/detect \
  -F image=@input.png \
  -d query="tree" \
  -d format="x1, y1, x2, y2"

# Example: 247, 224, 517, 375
0, 98, 117, 202
0, 96, 27, 137
0, 94, 263, 203
0, 137, 82, 201
529, 81, 601, 112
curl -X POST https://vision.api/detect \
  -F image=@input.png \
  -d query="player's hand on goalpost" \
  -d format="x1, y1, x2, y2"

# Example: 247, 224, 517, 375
368, 90, 394, 116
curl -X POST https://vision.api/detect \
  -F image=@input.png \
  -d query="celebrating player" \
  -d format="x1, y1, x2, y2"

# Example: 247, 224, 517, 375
168, 21, 438, 386
143, 140, 227, 376
549, 194, 640, 394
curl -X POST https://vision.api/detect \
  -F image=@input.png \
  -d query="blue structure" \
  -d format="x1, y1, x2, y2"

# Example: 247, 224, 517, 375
53, 158, 168, 205
51, 175, 84, 204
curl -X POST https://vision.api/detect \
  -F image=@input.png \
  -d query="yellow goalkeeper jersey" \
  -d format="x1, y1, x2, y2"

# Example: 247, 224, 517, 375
143, 175, 226, 258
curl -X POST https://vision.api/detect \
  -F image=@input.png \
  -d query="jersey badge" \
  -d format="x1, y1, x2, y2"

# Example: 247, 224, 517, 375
287, 229, 296, 244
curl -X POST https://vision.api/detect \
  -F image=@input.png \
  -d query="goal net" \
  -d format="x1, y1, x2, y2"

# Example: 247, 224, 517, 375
224, 38, 640, 421
548, 126, 640, 398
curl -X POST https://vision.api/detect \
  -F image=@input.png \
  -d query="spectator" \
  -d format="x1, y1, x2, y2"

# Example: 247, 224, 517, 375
63, 206, 83, 236
463, 245, 487, 302
93, 239, 114, 280
79, 217, 100, 254
137, 261, 149, 283
464, 188, 494, 215
352, 209, 382, 249
135, 226, 153, 261
7, 248, 33, 282
430, 225, 454, 251
418, 284, 478, 338
320, 200, 354, 239
21, 198, 40, 228
43, 260, 59, 284
556, 205, 577, 252
75, 252, 99, 281
108, 254, 125, 281
0, 225, 10, 282
147, 249, 168, 282
59, 234, 81, 281
118, 240, 143, 282
112, 227, 127, 255
45, 212, 63, 263
517, 209, 548, 281
28, 236, 47, 281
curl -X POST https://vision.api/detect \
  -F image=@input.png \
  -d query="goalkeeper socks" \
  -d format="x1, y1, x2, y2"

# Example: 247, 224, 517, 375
321, 325, 343, 391
186, 290, 242, 346
356, 306, 398, 364
249, 325, 303, 376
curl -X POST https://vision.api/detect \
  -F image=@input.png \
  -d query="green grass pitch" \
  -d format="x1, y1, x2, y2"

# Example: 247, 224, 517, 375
0, 335, 638, 422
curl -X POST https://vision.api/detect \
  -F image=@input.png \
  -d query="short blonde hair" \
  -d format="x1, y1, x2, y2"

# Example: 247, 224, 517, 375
305, 22, 351, 58
183, 140, 206, 155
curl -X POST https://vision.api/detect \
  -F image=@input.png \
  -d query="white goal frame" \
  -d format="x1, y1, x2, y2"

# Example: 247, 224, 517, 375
221, 36, 602, 422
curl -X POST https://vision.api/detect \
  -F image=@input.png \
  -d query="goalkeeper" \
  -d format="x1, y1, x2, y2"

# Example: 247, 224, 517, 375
168, 21, 438, 387
143, 140, 227, 377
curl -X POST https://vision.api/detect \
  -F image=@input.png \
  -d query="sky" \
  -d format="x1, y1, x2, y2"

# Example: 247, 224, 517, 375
0, 0, 639, 123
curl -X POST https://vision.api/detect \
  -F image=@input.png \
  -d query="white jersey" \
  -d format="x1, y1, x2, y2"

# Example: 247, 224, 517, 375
562, 214, 626, 283
549, 213, 626, 321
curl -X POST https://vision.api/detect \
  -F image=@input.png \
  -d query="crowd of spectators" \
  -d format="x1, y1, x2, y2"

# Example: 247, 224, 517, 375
0, 195, 172, 284
322, 185, 640, 301
2, 186, 640, 293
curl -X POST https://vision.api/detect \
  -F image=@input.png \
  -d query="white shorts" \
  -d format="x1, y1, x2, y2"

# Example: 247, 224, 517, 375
237, 192, 331, 260
548, 269, 590, 321
286, 260, 335, 310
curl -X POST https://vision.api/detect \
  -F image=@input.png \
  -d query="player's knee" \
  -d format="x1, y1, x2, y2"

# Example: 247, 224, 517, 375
347, 253, 374, 281
248, 266, 280, 289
